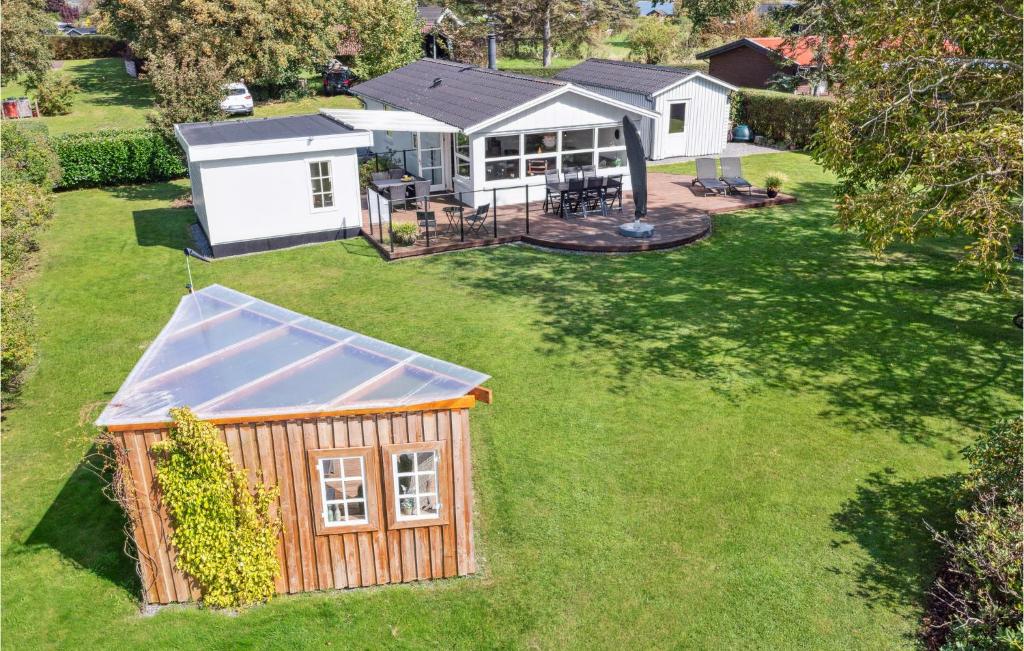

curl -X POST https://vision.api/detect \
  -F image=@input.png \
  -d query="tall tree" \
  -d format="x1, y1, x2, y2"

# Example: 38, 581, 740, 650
341, 0, 422, 79
804, 0, 1022, 284
1, 0, 53, 86
627, 16, 688, 64
99, 0, 344, 87
687, 0, 756, 30
479, 0, 602, 67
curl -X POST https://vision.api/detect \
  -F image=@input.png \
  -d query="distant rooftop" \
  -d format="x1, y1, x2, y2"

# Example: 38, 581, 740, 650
96, 285, 490, 427
351, 59, 564, 130
636, 1, 675, 15
554, 59, 698, 96
176, 114, 354, 147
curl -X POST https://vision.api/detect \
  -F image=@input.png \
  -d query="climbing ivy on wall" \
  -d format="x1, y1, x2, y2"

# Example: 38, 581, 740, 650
152, 408, 280, 608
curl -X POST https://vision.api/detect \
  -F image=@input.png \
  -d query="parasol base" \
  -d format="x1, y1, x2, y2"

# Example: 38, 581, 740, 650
618, 222, 654, 238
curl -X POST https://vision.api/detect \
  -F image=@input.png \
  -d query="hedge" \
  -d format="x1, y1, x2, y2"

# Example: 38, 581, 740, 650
49, 35, 125, 60
735, 89, 833, 149
53, 129, 187, 189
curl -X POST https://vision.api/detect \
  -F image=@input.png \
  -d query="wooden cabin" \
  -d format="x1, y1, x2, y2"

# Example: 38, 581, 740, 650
96, 284, 491, 604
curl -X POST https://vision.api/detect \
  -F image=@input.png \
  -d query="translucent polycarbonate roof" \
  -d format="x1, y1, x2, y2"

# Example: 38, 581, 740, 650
96, 285, 489, 427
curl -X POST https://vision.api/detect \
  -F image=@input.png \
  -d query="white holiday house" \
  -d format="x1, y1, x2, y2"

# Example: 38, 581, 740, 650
555, 59, 737, 160
342, 58, 659, 208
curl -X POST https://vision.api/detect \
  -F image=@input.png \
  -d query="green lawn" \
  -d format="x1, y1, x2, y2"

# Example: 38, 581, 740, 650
0, 58, 362, 136
2, 153, 1020, 649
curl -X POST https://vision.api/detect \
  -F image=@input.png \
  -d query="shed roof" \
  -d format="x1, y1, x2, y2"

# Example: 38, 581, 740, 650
697, 37, 824, 66
554, 59, 701, 96
351, 59, 564, 130
636, 1, 675, 15
96, 285, 490, 427
176, 114, 354, 147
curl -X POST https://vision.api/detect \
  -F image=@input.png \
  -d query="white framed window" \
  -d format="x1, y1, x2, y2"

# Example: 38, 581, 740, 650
668, 102, 686, 134
308, 160, 334, 209
455, 132, 470, 178
382, 440, 450, 528
596, 125, 627, 170
484, 134, 521, 181
307, 447, 380, 535
560, 128, 595, 169
478, 125, 629, 182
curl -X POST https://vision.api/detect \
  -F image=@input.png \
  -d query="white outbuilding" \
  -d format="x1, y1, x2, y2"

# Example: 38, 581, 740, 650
554, 59, 737, 160
175, 115, 372, 256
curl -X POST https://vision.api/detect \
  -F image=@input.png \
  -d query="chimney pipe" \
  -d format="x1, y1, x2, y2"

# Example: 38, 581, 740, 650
487, 30, 497, 70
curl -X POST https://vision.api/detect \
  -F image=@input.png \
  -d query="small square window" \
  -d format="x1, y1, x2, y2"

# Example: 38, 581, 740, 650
382, 441, 450, 528
308, 447, 380, 535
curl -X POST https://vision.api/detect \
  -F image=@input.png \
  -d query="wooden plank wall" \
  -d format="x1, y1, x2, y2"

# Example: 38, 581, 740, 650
113, 408, 476, 604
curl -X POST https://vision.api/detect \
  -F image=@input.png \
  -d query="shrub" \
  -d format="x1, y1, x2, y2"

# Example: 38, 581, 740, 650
389, 222, 418, 246
53, 129, 187, 189
627, 17, 685, 65
33, 70, 78, 116
1, 287, 37, 395
152, 408, 280, 608
926, 418, 1023, 650
1, 122, 62, 188
735, 89, 833, 149
763, 173, 786, 190
48, 35, 124, 60
146, 52, 225, 139
1, 180, 54, 280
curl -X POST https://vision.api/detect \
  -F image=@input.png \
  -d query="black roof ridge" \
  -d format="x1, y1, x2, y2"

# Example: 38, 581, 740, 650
412, 57, 566, 87
575, 58, 698, 76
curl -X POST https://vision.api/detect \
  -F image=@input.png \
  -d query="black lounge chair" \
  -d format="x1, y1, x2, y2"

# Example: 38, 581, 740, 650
720, 157, 752, 195
692, 158, 729, 196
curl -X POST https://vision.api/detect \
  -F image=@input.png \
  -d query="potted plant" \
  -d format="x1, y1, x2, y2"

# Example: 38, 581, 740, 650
764, 173, 786, 198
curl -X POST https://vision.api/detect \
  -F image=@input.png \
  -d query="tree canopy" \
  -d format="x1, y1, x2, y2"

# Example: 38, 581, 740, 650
805, 0, 1023, 285
1, 0, 54, 86
342, 0, 422, 80
627, 16, 690, 64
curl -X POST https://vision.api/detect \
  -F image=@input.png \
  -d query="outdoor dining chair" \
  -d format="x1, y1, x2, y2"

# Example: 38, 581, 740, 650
600, 177, 623, 214
543, 169, 562, 212
371, 171, 389, 183
720, 157, 753, 195
416, 210, 437, 238
692, 158, 730, 196
584, 176, 604, 211
563, 179, 586, 218
563, 166, 582, 181
465, 204, 490, 236
388, 168, 404, 179
581, 165, 597, 179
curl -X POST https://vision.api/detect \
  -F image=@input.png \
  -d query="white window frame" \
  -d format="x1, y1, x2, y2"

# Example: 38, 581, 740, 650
454, 132, 471, 179
307, 446, 380, 536
667, 101, 687, 135
307, 159, 335, 211
483, 133, 522, 182
319, 455, 368, 526
381, 440, 450, 529
392, 449, 442, 522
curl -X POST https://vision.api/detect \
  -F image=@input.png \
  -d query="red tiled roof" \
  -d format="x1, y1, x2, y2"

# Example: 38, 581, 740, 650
748, 37, 822, 66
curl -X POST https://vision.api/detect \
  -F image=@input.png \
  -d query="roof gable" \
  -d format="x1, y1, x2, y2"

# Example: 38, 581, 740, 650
352, 59, 564, 130
96, 285, 489, 427
697, 37, 826, 66
554, 59, 701, 96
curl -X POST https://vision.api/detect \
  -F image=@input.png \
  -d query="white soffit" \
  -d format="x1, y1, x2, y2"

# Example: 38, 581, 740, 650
96, 284, 489, 427
321, 108, 461, 134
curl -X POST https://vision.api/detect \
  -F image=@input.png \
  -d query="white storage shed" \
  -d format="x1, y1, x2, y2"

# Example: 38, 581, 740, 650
554, 59, 737, 160
175, 115, 372, 257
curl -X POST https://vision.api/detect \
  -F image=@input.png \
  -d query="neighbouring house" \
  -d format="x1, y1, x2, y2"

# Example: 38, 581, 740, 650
97, 284, 491, 604
636, 1, 675, 17
337, 5, 464, 62
345, 58, 658, 207
554, 59, 736, 160
697, 37, 829, 94
174, 114, 372, 256
58, 24, 98, 36
755, 1, 803, 32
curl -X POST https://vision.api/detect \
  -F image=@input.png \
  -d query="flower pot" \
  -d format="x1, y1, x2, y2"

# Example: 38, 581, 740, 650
766, 188, 778, 198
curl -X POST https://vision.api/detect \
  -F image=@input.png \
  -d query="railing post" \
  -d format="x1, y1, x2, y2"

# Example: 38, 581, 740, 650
525, 184, 530, 235
458, 191, 465, 242
387, 199, 394, 254
492, 188, 498, 238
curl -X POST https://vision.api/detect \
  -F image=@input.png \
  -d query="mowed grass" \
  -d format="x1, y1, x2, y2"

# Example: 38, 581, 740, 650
0, 58, 362, 135
2, 153, 1020, 649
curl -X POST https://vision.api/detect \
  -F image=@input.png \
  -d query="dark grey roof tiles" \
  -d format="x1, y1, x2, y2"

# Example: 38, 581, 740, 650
177, 114, 353, 147
417, 5, 445, 24
351, 59, 564, 130
554, 58, 698, 96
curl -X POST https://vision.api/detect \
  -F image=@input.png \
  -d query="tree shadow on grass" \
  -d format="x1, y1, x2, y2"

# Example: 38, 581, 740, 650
132, 208, 195, 250
69, 58, 155, 109
438, 177, 1021, 441
830, 469, 962, 613
21, 457, 139, 595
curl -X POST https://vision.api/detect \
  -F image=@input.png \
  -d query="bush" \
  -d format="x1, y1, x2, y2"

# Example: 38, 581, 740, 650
152, 408, 280, 608
926, 418, 1023, 650
48, 35, 124, 60
1, 287, 37, 395
735, 89, 833, 149
1, 122, 62, 188
53, 129, 187, 189
33, 70, 78, 116
389, 222, 418, 246
1, 180, 55, 279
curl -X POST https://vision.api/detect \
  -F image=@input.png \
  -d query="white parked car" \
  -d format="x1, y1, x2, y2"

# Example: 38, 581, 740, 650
220, 83, 253, 115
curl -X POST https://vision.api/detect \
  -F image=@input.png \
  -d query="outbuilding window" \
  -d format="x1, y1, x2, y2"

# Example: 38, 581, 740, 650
308, 447, 380, 535
308, 160, 334, 209
382, 440, 450, 528
668, 103, 686, 134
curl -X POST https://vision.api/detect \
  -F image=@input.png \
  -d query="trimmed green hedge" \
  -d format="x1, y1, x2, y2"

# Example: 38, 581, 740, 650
53, 129, 187, 189
735, 89, 833, 149
49, 35, 124, 60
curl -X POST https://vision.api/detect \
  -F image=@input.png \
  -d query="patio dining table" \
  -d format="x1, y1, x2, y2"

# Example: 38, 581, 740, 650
547, 177, 623, 218
373, 174, 427, 208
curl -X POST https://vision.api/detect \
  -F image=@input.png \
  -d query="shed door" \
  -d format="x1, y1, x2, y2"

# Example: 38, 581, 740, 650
663, 101, 688, 157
